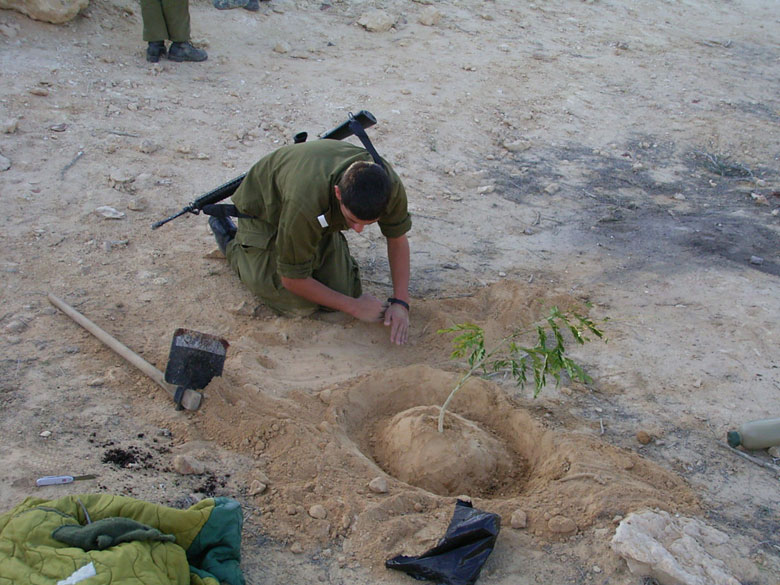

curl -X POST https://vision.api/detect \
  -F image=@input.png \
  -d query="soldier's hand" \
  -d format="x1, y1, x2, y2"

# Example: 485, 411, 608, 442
384, 302, 409, 345
350, 294, 385, 322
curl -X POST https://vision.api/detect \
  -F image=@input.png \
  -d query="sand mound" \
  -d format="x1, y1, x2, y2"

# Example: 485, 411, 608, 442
373, 405, 516, 496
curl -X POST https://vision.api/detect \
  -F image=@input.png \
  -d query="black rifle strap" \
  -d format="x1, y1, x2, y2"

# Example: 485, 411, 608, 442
347, 113, 385, 168
201, 203, 254, 219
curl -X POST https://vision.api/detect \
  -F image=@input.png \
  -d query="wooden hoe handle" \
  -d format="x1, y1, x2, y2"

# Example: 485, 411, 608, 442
47, 293, 202, 411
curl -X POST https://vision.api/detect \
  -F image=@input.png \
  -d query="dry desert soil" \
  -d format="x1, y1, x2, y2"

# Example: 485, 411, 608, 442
1, 0, 779, 584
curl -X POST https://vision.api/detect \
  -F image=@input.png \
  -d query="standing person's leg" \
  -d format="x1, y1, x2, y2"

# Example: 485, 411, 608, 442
140, 0, 169, 41
166, 0, 208, 63
160, 0, 191, 42
139, 0, 169, 62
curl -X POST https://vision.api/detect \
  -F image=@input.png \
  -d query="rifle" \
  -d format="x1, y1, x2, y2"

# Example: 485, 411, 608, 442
151, 110, 377, 230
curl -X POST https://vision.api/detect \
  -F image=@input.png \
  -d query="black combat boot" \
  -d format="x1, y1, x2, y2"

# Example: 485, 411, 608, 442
168, 42, 208, 62
208, 216, 237, 255
146, 41, 166, 63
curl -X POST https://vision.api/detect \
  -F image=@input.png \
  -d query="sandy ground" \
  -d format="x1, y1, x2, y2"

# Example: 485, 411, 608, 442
1, 0, 779, 583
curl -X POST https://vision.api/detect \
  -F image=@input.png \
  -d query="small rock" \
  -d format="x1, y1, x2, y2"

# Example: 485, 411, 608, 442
139, 140, 161, 154
318, 389, 332, 404
0, 154, 10, 171
592, 565, 602, 573
2, 119, 19, 133
357, 9, 395, 32
750, 192, 769, 205
636, 430, 652, 445
290, 542, 303, 554
631, 162, 645, 172
5, 320, 27, 333
368, 477, 388, 494
674, 192, 686, 201
87, 378, 105, 387
49, 123, 68, 132
249, 480, 267, 496
95, 206, 126, 219
498, 271, 507, 277
309, 504, 328, 519
418, 6, 441, 26
548, 515, 577, 534
767, 446, 780, 457
6, 336, 21, 345
749, 255, 764, 265
544, 183, 560, 195
286, 505, 297, 515
510, 509, 527, 529
172, 455, 206, 475
477, 185, 495, 194
127, 198, 148, 211
29, 87, 49, 96
40, 430, 52, 438
503, 139, 532, 152
274, 41, 291, 54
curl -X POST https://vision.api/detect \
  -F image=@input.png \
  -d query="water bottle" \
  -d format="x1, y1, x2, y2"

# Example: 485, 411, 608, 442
726, 417, 780, 450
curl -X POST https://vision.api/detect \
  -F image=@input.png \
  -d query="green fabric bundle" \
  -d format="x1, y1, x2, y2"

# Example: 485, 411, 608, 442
0, 494, 245, 585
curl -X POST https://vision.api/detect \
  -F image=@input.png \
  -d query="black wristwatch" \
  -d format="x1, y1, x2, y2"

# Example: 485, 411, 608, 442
387, 297, 410, 311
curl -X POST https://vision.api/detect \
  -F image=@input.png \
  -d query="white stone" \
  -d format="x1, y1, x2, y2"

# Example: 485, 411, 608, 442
0, 0, 88, 24
95, 206, 125, 219
1, 119, 18, 133
611, 510, 741, 585
0, 154, 10, 171
368, 476, 388, 493
510, 509, 527, 529
418, 6, 441, 26
172, 455, 206, 475
308, 504, 328, 519
358, 10, 395, 32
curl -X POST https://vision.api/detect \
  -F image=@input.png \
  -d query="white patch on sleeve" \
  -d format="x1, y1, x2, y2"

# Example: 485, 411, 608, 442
317, 214, 329, 228
57, 562, 97, 584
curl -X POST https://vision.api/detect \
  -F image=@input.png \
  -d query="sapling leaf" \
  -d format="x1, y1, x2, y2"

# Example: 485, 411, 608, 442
437, 307, 606, 432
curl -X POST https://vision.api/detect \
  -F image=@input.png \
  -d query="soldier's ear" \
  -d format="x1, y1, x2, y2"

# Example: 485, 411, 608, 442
334, 185, 342, 202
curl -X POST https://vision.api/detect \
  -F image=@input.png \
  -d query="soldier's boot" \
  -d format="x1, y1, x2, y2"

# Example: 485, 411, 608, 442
208, 216, 237, 256
168, 42, 208, 62
213, 0, 249, 9
146, 41, 166, 63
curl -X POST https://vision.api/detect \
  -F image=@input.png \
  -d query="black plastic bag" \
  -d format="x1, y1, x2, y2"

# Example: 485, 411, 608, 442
385, 499, 501, 585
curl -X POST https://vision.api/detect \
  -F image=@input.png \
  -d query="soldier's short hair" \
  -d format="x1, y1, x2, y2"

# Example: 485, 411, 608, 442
338, 161, 391, 220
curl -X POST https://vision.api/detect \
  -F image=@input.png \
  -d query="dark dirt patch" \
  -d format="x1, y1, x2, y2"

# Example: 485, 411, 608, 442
101, 446, 154, 469
489, 138, 779, 276
195, 473, 229, 497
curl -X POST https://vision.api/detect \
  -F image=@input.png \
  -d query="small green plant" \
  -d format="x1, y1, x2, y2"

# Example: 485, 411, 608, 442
436, 306, 606, 433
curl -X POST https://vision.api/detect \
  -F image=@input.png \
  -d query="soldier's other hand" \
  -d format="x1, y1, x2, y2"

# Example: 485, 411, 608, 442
383, 302, 409, 345
351, 294, 385, 322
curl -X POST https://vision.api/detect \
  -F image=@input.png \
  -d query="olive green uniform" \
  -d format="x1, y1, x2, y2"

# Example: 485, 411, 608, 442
140, 0, 191, 42
225, 140, 411, 316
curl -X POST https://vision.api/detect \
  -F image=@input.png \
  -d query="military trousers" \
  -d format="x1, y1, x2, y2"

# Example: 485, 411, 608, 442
225, 232, 362, 316
140, 0, 191, 42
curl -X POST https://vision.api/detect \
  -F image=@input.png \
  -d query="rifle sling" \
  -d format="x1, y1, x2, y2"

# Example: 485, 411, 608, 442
201, 204, 254, 219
